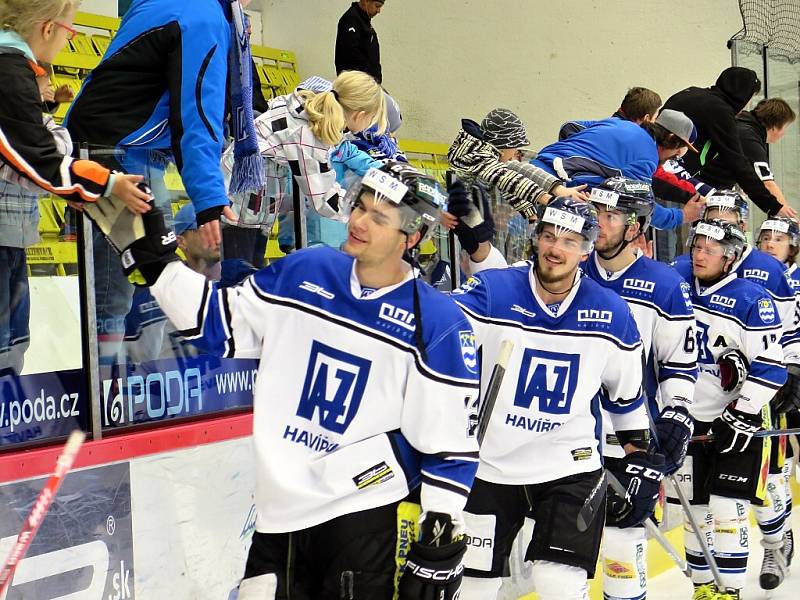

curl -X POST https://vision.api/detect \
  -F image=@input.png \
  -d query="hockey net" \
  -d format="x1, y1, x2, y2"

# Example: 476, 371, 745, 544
730, 0, 800, 62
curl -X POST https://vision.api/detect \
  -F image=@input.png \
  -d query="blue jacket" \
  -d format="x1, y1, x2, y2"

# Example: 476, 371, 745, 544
534, 117, 683, 230
65, 0, 232, 214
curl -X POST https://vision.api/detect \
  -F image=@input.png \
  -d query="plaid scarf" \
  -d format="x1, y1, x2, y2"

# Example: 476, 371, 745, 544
227, 0, 264, 194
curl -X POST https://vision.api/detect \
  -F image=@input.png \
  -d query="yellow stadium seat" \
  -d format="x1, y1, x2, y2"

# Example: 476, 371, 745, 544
91, 34, 112, 56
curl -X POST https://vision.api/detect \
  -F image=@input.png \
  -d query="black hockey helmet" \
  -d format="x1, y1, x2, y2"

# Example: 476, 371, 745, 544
703, 189, 749, 225
757, 216, 800, 247
534, 196, 599, 252
344, 161, 446, 245
687, 218, 747, 261
589, 176, 655, 232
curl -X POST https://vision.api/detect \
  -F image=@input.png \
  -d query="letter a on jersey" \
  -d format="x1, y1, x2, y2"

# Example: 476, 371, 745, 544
297, 341, 371, 434
513, 349, 579, 415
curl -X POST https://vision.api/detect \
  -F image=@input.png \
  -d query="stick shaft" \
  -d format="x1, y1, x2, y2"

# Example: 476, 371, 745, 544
0, 431, 85, 594
477, 340, 514, 446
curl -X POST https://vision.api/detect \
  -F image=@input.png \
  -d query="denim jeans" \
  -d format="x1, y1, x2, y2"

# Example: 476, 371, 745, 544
0, 247, 30, 374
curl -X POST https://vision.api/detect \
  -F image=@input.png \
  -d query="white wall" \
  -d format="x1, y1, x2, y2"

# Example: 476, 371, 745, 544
260, 0, 743, 147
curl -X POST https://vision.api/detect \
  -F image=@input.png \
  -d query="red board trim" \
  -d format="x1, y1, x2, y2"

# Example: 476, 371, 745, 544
0, 413, 252, 483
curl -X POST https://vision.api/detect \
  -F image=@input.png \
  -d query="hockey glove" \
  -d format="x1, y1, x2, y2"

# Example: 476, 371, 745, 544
711, 403, 762, 453
398, 512, 466, 600
773, 365, 800, 414
118, 200, 179, 287
447, 180, 495, 255
655, 403, 694, 475
83, 182, 148, 253
717, 348, 748, 392
606, 450, 666, 529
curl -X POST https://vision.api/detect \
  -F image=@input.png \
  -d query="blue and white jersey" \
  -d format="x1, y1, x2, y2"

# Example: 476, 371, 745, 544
674, 247, 799, 365
787, 263, 800, 291
452, 265, 647, 485
150, 247, 480, 533
585, 252, 698, 458
671, 260, 786, 422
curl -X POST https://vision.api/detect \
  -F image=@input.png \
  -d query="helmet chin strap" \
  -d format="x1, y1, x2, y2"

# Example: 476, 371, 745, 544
596, 225, 634, 261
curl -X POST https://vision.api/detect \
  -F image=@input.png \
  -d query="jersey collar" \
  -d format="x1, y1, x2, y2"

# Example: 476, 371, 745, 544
349, 261, 415, 300
694, 271, 737, 297
527, 264, 583, 318
591, 249, 642, 281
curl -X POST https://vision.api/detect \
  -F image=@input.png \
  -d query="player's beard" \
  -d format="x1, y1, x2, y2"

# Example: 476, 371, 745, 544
595, 229, 626, 258
536, 251, 578, 287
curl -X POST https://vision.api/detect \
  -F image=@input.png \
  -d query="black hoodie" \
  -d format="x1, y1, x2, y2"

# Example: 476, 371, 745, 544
699, 110, 772, 190
663, 67, 781, 215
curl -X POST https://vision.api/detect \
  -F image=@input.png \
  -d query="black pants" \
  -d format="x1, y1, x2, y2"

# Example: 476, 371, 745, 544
243, 499, 415, 600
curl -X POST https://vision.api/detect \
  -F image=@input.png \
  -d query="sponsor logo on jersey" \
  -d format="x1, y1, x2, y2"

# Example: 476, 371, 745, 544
514, 349, 579, 415
459, 330, 478, 373
378, 302, 416, 331
510, 304, 536, 318
296, 341, 371, 434
604, 559, 635, 579
451, 276, 481, 295
577, 309, 613, 324
710, 294, 736, 309
298, 281, 335, 299
680, 281, 693, 310
758, 298, 776, 324
605, 433, 621, 446
743, 268, 770, 282
788, 278, 800, 290
623, 278, 655, 294
570, 447, 593, 461
353, 461, 395, 490
504, 413, 564, 432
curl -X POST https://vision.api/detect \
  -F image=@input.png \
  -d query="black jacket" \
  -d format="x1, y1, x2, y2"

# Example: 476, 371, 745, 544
0, 48, 111, 203
663, 67, 781, 215
700, 110, 772, 189
335, 2, 381, 83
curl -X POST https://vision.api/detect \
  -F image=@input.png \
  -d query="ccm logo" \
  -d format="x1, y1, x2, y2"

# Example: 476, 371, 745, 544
718, 474, 748, 483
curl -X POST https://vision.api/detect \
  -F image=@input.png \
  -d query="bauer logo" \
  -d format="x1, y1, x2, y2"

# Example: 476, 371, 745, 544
297, 341, 371, 434
378, 302, 415, 332
577, 309, 613, 324
758, 298, 776, 324
622, 278, 655, 294
0, 462, 134, 599
743, 268, 769, 282
459, 330, 478, 374
514, 349, 579, 415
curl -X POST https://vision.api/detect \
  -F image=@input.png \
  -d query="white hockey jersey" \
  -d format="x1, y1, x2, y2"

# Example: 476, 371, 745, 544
452, 264, 648, 485
672, 260, 787, 422
151, 247, 480, 533
584, 252, 698, 458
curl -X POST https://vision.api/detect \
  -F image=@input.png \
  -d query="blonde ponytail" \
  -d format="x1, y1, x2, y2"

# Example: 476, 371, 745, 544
300, 70, 387, 147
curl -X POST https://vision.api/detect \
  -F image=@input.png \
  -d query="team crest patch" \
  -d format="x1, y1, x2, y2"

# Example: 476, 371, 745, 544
680, 281, 692, 310
451, 276, 481, 295
758, 298, 776, 324
459, 330, 478, 373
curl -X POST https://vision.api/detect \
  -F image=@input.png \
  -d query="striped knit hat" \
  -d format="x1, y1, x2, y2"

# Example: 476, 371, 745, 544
480, 108, 530, 149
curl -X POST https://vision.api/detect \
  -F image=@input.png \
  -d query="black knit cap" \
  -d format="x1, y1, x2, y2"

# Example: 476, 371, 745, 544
480, 108, 530, 149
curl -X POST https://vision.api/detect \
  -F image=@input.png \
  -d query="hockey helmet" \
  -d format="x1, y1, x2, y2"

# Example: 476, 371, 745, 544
687, 218, 747, 261
589, 177, 655, 232
534, 196, 599, 253
703, 189, 749, 224
757, 216, 800, 248
344, 161, 446, 245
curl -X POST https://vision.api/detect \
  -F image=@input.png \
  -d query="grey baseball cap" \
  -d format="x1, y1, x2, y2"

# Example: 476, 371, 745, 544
655, 109, 698, 153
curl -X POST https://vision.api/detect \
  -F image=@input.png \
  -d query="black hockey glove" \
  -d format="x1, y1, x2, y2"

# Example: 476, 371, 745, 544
717, 348, 748, 392
773, 365, 800, 414
398, 512, 466, 600
655, 403, 694, 475
606, 450, 665, 529
447, 180, 495, 255
711, 403, 762, 454
119, 199, 179, 287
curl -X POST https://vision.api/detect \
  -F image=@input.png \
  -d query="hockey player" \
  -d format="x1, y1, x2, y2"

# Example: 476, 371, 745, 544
585, 177, 698, 600
103, 162, 481, 600
755, 216, 800, 586
671, 219, 787, 600
449, 197, 659, 600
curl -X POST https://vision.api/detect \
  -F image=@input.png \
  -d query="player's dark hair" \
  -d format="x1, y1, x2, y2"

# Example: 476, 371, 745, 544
640, 122, 686, 150
618, 87, 662, 122
753, 98, 796, 130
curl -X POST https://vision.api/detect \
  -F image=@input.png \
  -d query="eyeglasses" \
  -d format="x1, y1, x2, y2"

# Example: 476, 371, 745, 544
53, 21, 78, 41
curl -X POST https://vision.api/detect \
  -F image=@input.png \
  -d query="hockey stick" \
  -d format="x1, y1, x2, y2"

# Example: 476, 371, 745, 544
576, 469, 607, 532
690, 426, 800, 443
605, 470, 692, 578
477, 340, 514, 446
0, 430, 86, 595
